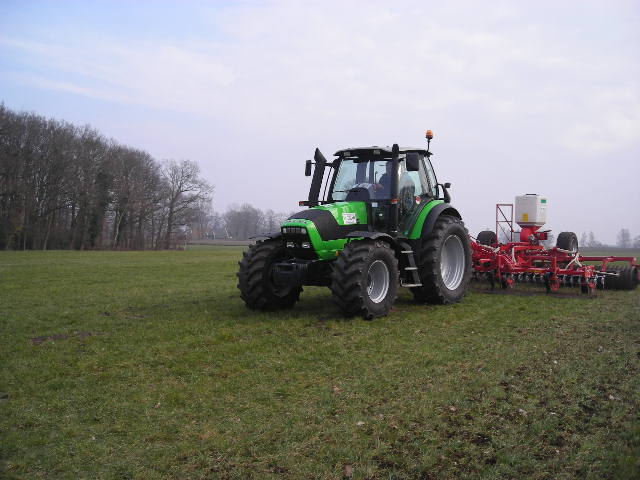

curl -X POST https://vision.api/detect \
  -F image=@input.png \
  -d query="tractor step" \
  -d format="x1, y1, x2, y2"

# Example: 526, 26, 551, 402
398, 242, 422, 287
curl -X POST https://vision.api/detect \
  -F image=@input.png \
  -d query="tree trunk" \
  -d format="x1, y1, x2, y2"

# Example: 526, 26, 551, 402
164, 206, 174, 249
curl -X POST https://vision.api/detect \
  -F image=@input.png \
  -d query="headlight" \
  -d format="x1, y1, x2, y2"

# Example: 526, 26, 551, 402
282, 227, 307, 234
286, 241, 295, 248
301, 242, 311, 249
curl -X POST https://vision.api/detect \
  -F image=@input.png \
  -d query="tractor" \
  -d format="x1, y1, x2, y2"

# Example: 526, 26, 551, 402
237, 131, 472, 319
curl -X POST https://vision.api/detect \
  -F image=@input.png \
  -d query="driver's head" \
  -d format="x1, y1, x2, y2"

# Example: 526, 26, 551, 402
385, 161, 393, 174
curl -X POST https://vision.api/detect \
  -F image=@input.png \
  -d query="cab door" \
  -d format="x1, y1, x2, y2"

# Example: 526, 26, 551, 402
398, 155, 436, 234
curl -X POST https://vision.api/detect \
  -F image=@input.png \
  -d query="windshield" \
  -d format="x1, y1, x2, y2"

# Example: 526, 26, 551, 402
330, 158, 401, 201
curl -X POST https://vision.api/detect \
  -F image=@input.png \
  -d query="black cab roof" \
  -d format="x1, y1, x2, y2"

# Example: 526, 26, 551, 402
334, 146, 429, 158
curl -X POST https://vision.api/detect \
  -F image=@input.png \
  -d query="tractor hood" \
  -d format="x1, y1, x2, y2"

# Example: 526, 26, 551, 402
285, 202, 368, 240
281, 202, 369, 260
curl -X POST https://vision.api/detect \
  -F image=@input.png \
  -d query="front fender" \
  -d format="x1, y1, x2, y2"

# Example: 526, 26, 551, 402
407, 200, 461, 239
420, 203, 461, 237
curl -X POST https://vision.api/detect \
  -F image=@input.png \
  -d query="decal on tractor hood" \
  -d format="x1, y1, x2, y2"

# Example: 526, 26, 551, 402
342, 212, 357, 225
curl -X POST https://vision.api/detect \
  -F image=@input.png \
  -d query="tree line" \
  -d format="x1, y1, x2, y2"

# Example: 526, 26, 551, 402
3, 104, 636, 249
580, 230, 640, 249
204, 204, 294, 240
0, 104, 212, 250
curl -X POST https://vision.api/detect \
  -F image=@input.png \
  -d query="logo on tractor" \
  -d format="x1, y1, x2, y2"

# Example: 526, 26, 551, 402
342, 212, 357, 225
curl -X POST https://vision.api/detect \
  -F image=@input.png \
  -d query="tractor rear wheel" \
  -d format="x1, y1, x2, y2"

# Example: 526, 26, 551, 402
477, 230, 497, 246
330, 240, 399, 319
237, 239, 302, 310
556, 232, 578, 252
412, 215, 472, 304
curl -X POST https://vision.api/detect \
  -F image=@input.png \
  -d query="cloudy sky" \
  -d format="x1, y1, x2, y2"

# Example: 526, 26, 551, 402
1, 0, 639, 243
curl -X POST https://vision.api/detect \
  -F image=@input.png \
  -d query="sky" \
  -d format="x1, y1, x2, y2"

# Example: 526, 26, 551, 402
1, 0, 639, 243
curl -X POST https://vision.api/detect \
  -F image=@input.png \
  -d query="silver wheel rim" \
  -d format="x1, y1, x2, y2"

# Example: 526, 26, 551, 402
441, 235, 465, 290
367, 260, 389, 303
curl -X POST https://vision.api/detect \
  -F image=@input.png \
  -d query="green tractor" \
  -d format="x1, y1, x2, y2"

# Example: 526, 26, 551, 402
238, 132, 472, 319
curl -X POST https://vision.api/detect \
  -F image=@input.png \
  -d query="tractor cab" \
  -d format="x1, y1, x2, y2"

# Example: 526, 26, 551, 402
326, 147, 439, 234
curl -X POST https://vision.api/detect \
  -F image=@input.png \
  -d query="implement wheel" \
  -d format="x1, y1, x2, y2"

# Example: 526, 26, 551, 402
477, 230, 497, 246
412, 215, 472, 304
237, 239, 302, 310
619, 266, 638, 290
605, 266, 620, 290
330, 240, 399, 319
556, 232, 578, 252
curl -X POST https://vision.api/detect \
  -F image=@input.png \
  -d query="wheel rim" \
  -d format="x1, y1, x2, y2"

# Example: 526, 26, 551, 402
367, 260, 390, 303
441, 235, 465, 290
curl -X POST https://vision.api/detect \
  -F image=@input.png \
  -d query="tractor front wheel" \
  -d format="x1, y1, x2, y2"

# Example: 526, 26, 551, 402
330, 240, 399, 319
237, 239, 302, 310
412, 215, 472, 304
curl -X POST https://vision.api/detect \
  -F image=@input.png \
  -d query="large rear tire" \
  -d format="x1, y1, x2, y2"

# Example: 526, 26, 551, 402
330, 240, 399, 319
237, 239, 302, 310
412, 215, 472, 304
556, 232, 578, 252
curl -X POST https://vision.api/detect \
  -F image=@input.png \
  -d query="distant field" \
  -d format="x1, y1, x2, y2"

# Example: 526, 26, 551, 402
579, 247, 640, 256
189, 239, 254, 247
1, 248, 639, 479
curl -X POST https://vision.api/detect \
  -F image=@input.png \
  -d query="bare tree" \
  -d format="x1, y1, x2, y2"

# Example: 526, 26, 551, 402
161, 160, 212, 249
0, 104, 213, 250
587, 231, 603, 248
580, 232, 587, 247
223, 203, 264, 240
616, 228, 631, 248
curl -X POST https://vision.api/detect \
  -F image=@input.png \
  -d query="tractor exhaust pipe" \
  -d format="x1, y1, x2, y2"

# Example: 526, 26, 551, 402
308, 148, 327, 206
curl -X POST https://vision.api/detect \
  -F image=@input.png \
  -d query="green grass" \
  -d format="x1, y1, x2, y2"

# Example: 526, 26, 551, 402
1, 248, 639, 479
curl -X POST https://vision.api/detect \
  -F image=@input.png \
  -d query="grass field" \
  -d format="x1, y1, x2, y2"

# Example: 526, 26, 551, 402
1, 247, 639, 479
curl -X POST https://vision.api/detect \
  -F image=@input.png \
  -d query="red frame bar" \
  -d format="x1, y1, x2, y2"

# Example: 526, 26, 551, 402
496, 204, 514, 243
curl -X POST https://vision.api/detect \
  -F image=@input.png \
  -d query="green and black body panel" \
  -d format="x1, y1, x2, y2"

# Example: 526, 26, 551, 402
271, 199, 461, 287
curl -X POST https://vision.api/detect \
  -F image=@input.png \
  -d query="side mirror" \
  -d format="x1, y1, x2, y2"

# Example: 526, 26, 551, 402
406, 152, 420, 172
305, 160, 312, 176
439, 182, 451, 203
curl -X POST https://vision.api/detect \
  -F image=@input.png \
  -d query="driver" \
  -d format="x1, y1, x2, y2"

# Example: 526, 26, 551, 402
374, 161, 393, 198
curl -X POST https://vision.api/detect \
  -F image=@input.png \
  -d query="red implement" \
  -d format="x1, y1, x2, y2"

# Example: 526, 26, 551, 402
471, 204, 639, 293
